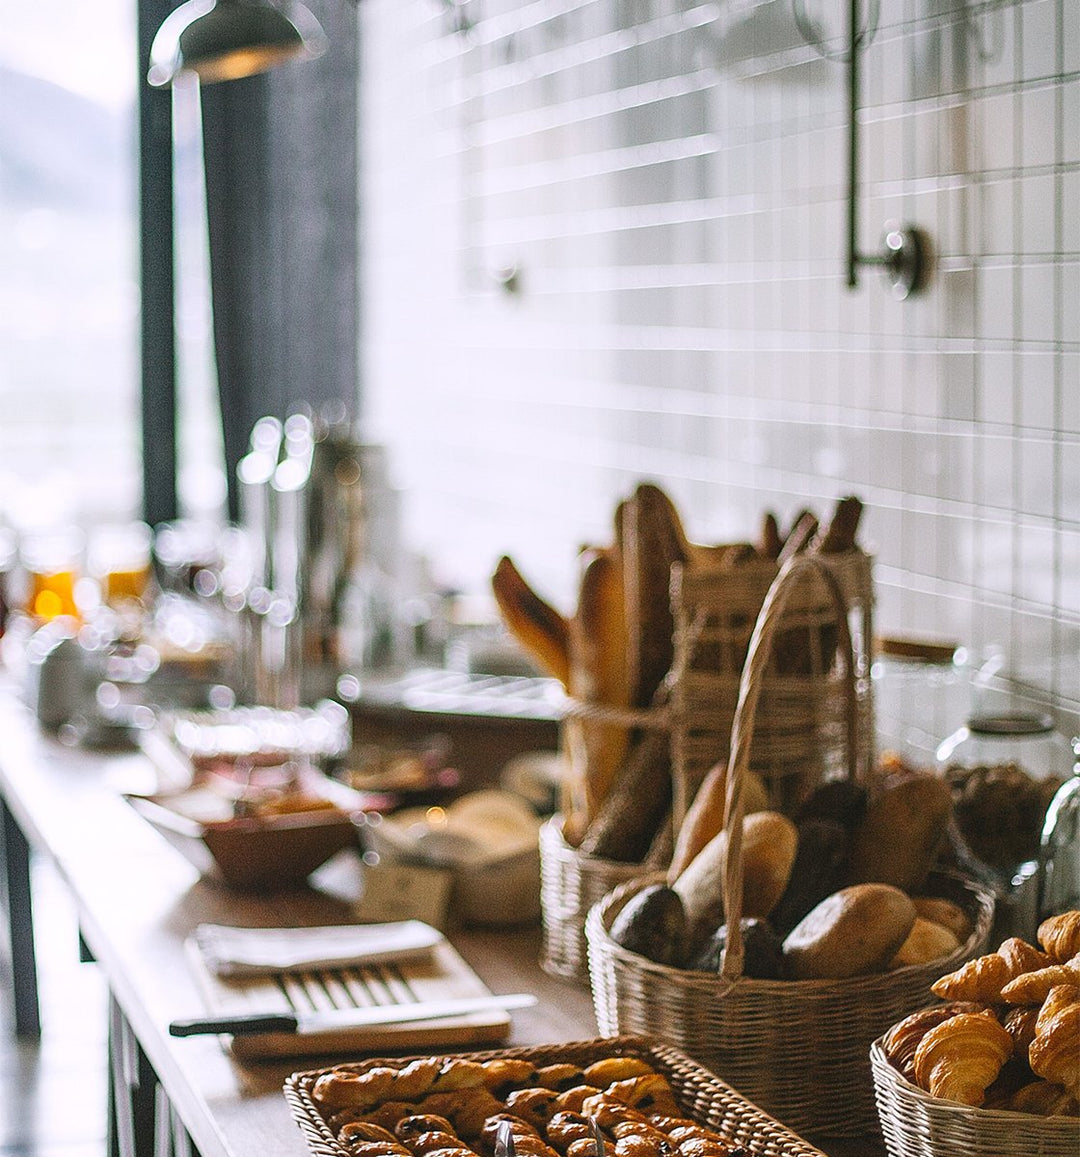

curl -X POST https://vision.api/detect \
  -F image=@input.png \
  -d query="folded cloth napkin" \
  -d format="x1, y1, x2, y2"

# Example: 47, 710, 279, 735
193, 920, 443, 977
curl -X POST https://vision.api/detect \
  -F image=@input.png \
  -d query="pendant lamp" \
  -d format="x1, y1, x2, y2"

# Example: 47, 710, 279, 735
148, 0, 328, 87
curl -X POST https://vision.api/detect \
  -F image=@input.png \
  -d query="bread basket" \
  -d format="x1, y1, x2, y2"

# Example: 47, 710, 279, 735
870, 1035, 1080, 1156
586, 554, 995, 1138
283, 1035, 829, 1157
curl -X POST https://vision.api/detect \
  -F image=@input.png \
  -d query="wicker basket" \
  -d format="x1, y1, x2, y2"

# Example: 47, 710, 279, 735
870, 1037, 1080, 1156
539, 816, 643, 983
669, 548, 874, 821
585, 554, 996, 1139
283, 1036, 829, 1157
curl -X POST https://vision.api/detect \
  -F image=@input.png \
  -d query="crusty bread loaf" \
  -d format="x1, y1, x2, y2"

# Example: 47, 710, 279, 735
783, 884, 917, 980
672, 810, 797, 945
847, 774, 951, 893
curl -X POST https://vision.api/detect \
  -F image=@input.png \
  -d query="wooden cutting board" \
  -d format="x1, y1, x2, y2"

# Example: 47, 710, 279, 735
185, 935, 512, 1060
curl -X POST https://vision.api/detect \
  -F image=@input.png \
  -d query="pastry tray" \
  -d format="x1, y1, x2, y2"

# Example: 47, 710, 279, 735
186, 935, 511, 1060
283, 1037, 826, 1157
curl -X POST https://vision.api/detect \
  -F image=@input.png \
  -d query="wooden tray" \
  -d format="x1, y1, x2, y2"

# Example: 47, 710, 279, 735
283, 1036, 827, 1157
186, 934, 511, 1060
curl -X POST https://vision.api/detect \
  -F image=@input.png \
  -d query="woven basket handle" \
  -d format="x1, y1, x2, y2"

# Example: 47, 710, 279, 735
719, 553, 860, 985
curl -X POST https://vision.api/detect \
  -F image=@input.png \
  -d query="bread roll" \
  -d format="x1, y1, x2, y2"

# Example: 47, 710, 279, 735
741, 811, 799, 919
912, 897, 973, 944
889, 917, 961, 969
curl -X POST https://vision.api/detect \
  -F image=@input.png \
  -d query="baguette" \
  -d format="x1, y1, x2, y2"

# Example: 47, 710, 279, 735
621, 484, 687, 710
759, 511, 783, 560
578, 727, 671, 863
567, 547, 631, 822
491, 556, 571, 687
814, 495, 864, 554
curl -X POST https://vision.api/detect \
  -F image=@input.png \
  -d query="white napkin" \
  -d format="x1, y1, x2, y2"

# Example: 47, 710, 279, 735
193, 920, 444, 977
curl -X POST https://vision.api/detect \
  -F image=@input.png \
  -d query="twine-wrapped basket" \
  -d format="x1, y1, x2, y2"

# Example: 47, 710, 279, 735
586, 554, 995, 1139
668, 548, 874, 819
539, 816, 643, 981
283, 1036, 829, 1157
541, 547, 874, 984
870, 1037, 1080, 1157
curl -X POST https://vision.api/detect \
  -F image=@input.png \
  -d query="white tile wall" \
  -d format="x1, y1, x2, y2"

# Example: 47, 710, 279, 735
359, 0, 1080, 737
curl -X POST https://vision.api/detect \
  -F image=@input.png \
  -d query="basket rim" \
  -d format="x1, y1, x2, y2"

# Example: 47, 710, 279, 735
869, 1036, 1080, 1132
282, 1035, 830, 1157
586, 867, 996, 994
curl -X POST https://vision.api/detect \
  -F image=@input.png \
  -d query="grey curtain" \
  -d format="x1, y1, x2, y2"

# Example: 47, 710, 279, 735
200, 0, 359, 521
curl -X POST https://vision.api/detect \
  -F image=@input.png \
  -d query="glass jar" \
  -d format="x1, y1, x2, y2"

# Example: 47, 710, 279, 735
872, 635, 969, 769
937, 713, 1072, 883
1039, 737, 1080, 920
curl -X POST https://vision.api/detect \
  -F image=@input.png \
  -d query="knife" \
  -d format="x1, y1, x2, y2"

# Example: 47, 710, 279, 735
168, 993, 537, 1037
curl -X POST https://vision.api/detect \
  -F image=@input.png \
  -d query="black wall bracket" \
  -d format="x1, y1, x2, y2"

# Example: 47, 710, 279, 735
844, 0, 928, 298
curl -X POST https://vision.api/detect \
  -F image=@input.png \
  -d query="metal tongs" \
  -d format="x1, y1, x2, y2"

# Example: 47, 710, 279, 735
495, 1116, 606, 1157
494, 1122, 516, 1157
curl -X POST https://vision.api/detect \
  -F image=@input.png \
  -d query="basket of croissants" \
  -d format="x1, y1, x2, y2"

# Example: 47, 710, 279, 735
871, 910, 1080, 1156
585, 554, 995, 1139
494, 486, 874, 984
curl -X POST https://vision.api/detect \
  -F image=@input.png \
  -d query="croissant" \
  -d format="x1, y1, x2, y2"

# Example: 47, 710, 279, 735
1036, 984, 1080, 1035
998, 936, 1052, 975
1002, 1006, 1040, 1057
1029, 998, 1080, 1096
1006, 1080, 1080, 1117
1038, 911, 1080, 963
931, 952, 1013, 1002
912, 1012, 1013, 1106
882, 1002, 987, 1079
1000, 954, 1080, 1004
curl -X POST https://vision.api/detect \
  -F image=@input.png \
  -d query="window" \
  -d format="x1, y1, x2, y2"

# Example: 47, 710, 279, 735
0, 1, 224, 533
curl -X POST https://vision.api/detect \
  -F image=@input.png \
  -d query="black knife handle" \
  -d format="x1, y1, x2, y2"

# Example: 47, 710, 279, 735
169, 1012, 300, 1037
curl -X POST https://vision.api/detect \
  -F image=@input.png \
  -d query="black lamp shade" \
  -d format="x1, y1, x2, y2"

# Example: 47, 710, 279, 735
148, 0, 327, 87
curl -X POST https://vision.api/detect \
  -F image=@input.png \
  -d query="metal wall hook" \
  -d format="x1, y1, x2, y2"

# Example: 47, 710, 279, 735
842, 0, 928, 297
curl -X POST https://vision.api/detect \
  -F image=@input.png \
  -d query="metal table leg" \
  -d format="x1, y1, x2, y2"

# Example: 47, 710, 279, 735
109, 993, 159, 1157
1, 794, 40, 1038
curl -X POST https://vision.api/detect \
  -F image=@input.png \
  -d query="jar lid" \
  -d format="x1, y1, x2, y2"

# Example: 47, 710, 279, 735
967, 712, 1055, 736
877, 635, 959, 664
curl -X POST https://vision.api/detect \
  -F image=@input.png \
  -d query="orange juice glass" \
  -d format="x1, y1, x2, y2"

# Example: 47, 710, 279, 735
20, 528, 85, 623
89, 523, 153, 608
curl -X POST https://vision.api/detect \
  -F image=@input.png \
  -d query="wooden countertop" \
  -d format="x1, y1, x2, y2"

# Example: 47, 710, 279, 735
0, 690, 883, 1157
